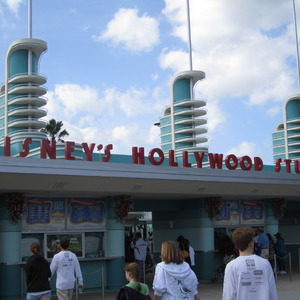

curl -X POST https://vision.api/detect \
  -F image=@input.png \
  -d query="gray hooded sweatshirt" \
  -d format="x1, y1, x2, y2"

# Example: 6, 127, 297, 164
153, 261, 198, 300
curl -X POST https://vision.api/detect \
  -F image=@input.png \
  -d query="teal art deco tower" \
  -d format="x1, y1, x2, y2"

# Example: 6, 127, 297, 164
0, 2, 47, 156
272, 94, 300, 162
158, 70, 208, 161
157, 1, 208, 164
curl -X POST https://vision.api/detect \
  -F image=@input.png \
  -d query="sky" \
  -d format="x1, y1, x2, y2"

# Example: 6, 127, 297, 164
0, 0, 299, 165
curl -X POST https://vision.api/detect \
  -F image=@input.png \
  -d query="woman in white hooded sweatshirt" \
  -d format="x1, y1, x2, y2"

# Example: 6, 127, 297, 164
153, 241, 200, 300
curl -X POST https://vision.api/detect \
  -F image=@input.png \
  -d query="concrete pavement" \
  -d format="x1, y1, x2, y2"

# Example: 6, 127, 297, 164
51, 268, 300, 300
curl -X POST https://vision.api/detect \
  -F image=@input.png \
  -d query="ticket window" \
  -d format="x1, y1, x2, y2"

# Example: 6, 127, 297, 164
45, 233, 84, 259
21, 233, 44, 261
85, 232, 104, 258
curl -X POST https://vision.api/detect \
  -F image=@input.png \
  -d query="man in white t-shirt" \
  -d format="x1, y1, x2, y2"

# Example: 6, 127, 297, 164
50, 237, 83, 300
189, 244, 195, 267
222, 227, 278, 300
131, 232, 147, 282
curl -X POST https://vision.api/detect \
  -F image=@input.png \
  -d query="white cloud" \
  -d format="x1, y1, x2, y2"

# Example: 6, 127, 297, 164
160, 0, 297, 109
95, 8, 160, 53
206, 101, 227, 133
61, 123, 160, 155
45, 82, 164, 154
152, 73, 159, 80
46, 84, 102, 121
159, 48, 188, 72
3, 0, 23, 15
266, 105, 282, 117
226, 141, 263, 158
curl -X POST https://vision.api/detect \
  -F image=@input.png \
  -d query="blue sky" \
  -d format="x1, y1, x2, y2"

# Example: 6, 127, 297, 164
0, 0, 299, 165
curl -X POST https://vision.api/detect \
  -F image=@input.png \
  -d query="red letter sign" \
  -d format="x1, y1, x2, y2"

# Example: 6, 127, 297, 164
148, 148, 164, 165
275, 158, 281, 173
240, 156, 252, 171
208, 153, 223, 169
225, 154, 238, 170
183, 151, 191, 167
294, 160, 300, 174
65, 141, 75, 160
169, 150, 178, 167
102, 144, 113, 162
194, 152, 205, 168
132, 147, 145, 164
284, 159, 291, 173
20, 137, 32, 157
82, 143, 95, 161
254, 157, 263, 171
4, 136, 10, 157
40, 139, 56, 159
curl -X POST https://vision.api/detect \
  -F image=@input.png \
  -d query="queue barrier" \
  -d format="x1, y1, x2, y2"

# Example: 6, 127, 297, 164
274, 252, 292, 282
75, 267, 105, 300
298, 248, 300, 272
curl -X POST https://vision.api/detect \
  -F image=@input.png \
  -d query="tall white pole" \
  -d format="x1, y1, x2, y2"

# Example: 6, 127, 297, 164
28, 0, 32, 38
186, 0, 194, 100
28, 0, 32, 75
186, 0, 193, 71
292, 0, 300, 92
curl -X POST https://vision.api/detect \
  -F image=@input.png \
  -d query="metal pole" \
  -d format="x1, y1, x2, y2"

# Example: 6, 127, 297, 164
21, 266, 24, 300
186, 0, 193, 71
274, 253, 277, 281
298, 248, 300, 272
289, 252, 292, 281
143, 261, 146, 283
186, 0, 194, 103
75, 275, 79, 300
102, 267, 105, 300
28, 0, 32, 38
292, 0, 300, 92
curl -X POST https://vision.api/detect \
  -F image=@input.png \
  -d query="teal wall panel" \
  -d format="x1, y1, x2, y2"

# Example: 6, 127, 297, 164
9, 50, 28, 76
106, 258, 125, 290
286, 99, 300, 119
173, 79, 190, 102
0, 265, 21, 299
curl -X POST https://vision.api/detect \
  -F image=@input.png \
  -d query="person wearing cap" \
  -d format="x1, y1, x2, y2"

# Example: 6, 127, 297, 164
274, 233, 286, 274
257, 228, 269, 260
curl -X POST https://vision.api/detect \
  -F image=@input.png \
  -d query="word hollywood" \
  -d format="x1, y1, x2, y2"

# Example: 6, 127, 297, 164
3, 137, 299, 173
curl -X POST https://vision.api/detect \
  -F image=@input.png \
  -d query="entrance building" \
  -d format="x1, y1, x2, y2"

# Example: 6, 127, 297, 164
1, 3, 300, 299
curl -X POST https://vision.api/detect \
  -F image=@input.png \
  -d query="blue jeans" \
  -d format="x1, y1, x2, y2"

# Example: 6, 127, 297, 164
26, 290, 51, 300
136, 260, 145, 283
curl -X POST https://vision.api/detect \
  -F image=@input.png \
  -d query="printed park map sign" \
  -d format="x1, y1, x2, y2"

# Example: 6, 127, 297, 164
214, 200, 240, 226
241, 200, 264, 225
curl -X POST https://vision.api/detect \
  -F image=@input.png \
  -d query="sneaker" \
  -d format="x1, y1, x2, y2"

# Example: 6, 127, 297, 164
280, 270, 287, 274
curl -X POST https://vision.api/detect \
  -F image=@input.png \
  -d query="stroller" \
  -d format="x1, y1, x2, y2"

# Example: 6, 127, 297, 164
210, 254, 235, 282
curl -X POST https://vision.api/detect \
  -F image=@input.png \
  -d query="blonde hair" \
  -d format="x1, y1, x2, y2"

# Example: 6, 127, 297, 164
125, 263, 142, 292
161, 241, 184, 264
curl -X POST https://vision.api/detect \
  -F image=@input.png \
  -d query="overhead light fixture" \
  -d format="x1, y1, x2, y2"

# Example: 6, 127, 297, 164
132, 184, 144, 191
53, 182, 66, 189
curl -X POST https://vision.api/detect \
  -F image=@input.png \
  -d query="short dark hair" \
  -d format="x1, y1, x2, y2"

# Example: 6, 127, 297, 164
232, 227, 255, 252
60, 236, 70, 250
177, 235, 184, 243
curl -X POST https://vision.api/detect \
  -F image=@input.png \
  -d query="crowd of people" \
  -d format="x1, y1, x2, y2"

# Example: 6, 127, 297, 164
24, 228, 287, 300
254, 228, 287, 274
